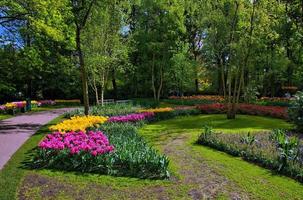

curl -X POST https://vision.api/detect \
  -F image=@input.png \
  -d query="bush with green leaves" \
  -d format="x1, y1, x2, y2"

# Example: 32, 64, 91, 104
162, 99, 214, 106
132, 98, 160, 108
152, 108, 201, 121
98, 123, 169, 179
65, 103, 141, 118
288, 91, 303, 131
240, 132, 256, 145
197, 128, 303, 182
271, 129, 299, 170
243, 83, 259, 103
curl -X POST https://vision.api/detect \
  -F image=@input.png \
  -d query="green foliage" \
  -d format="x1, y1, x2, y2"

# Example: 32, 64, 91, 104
162, 99, 214, 106
198, 125, 214, 141
243, 84, 259, 103
132, 99, 160, 108
288, 91, 303, 131
152, 108, 201, 122
197, 129, 303, 182
65, 103, 141, 118
271, 129, 300, 170
240, 132, 256, 145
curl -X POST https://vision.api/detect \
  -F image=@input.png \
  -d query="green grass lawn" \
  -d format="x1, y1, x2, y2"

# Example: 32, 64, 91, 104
0, 114, 301, 200
0, 114, 13, 120
139, 115, 302, 199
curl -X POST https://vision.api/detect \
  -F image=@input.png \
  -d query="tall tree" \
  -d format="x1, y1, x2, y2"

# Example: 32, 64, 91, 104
70, 0, 97, 115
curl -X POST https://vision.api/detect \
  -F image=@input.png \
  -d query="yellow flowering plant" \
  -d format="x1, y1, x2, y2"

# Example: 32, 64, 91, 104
4, 103, 17, 109
55, 99, 81, 103
138, 107, 173, 113
50, 115, 108, 133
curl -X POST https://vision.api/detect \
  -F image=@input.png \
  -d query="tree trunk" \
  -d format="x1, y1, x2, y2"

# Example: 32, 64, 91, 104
100, 71, 105, 106
151, 53, 157, 100
226, 1, 239, 119
111, 68, 117, 100
156, 65, 163, 101
76, 27, 89, 115
195, 79, 199, 94
92, 76, 99, 104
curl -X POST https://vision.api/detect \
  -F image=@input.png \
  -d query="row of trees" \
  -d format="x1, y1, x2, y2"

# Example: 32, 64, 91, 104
1, 0, 303, 117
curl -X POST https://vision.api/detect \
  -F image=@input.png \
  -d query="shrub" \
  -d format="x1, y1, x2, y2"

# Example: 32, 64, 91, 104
288, 91, 303, 131
162, 99, 214, 106
65, 103, 141, 118
169, 95, 224, 102
151, 107, 200, 121
132, 99, 160, 108
98, 123, 170, 179
54, 99, 81, 106
271, 129, 300, 170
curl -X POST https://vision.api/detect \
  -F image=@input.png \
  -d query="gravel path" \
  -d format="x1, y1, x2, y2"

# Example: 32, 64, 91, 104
0, 108, 75, 170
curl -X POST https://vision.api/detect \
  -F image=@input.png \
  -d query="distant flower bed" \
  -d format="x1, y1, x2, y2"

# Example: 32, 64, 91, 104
108, 112, 154, 123
38, 100, 56, 106
256, 97, 292, 107
138, 107, 173, 113
0, 100, 39, 114
49, 115, 108, 133
196, 103, 288, 119
169, 95, 224, 102
259, 97, 291, 102
55, 99, 81, 104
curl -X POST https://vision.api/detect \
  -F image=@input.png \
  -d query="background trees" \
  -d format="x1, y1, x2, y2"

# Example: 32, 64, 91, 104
1, 0, 303, 118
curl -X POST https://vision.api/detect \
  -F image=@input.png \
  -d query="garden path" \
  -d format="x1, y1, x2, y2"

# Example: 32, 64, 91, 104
0, 108, 75, 170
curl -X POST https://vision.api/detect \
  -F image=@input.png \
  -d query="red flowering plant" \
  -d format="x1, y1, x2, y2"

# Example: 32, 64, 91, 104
237, 104, 288, 119
196, 103, 226, 114
196, 103, 288, 119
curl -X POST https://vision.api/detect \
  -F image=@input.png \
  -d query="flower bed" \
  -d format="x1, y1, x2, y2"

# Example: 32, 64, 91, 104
54, 99, 81, 106
196, 103, 288, 119
169, 95, 224, 102
38, 100, 56, 106
108, 112, 154, 123
197, 128, 303, 182
38, 131, 114, 155
237, 104, 288, 119
256, 97, 292, 107
196, 103, 226, 114
49, 115, 108, 133
32, 122, 169, 179
138, 107, 173, 113
0, 100, 57, 115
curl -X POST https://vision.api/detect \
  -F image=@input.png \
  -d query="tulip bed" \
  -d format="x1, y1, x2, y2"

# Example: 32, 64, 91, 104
197, 103, 288, 119
31, 109, 170, 179
0, 99, 80, 116
31, 101, 292, 180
